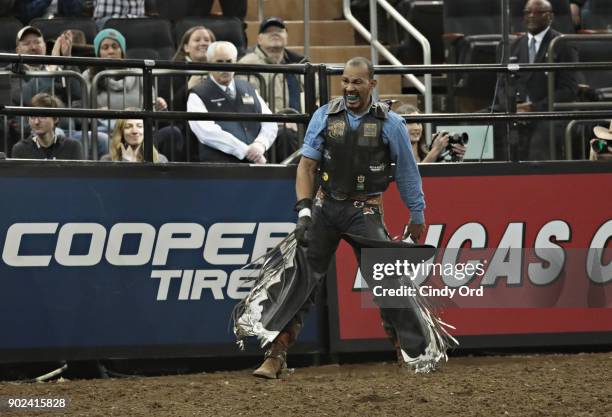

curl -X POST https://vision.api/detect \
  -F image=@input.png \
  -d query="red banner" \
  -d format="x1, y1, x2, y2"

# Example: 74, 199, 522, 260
334, 172, 612, 341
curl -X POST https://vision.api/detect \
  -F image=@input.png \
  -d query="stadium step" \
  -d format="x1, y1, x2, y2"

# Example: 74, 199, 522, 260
245, 0, 343, 21
246, 20, 357, 48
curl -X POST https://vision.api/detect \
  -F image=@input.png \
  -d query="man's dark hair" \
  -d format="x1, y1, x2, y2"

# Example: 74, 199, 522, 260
31, 92, 64, 108
346, 57, 374, 79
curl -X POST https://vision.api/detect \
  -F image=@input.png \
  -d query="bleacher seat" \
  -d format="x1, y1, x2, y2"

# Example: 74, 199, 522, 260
573, 37, 612, 101
174, 16, 246, 57
395, 0, 444, 65
511, 0, 575, 34
0, 17, 23, 53
103, 18, 175, 61
581, 0, 612, 31
154, 0, 209, 21
30, 17, 97, 44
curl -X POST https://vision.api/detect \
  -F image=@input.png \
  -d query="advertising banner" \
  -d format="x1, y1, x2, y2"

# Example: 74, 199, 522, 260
330, 164, 612, 351
0, 163, 322, 362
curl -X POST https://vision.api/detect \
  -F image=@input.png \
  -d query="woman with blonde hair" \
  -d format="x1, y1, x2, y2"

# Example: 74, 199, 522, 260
101, 117, 167, 163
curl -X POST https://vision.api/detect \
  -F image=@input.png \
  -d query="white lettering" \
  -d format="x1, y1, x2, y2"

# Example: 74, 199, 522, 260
481, 222, 524, 286
105, 223, 156, 266
587, 220, 612, 284
203, 223, 255, 265
528, 220, 570, 285
190, 269, 227, 300
55, 223, 106, 266
251, 223, 294, 261
2, 223, 58, 267
227, 269, 257, 299
151, 270, 182, 300
152, 223, 205, 265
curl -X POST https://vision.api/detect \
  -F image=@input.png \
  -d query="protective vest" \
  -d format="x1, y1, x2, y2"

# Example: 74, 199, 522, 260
319, 97, 393, 195
191, 78, 262, 147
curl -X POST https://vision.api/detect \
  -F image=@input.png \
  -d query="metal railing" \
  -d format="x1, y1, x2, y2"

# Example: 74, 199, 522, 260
2, 53, 612, 164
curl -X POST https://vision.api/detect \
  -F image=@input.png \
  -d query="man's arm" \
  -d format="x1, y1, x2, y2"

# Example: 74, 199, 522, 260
386, 114, 426, 239
253, 91, 279, 150
296, 156, 318, 200
187, 93, 249, 160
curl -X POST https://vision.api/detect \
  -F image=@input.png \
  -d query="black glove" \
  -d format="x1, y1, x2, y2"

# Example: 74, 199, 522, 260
294, 198, 313, 246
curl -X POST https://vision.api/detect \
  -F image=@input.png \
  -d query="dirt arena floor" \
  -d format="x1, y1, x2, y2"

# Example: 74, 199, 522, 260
0, 352, 610, 417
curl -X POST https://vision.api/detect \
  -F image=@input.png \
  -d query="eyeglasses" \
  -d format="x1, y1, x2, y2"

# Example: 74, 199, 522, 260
214, 59, 234, 63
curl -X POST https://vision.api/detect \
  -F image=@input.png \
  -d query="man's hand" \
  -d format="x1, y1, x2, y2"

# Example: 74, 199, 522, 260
517, 102, 534, 113
294, 198, 313, 246
404, 223, 426, 242
245, 141, 266, 163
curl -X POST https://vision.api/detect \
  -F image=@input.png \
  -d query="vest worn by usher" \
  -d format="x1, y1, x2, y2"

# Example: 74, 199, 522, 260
191, 78, 262, 162
319, 97, 393, 195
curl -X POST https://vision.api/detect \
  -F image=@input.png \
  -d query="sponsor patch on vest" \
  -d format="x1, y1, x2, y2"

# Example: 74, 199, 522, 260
356, 175, 365, 191
322, 172, 329, 181
363, 123, 377, 137
242, 94, 255, 105
369, 163, 386, 172
328, 120, 345, 139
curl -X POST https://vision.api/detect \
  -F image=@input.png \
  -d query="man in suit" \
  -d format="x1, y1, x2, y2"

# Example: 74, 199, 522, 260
502, 0, 578, 160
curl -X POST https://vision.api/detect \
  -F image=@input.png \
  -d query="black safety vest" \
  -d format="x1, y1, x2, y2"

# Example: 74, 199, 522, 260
319, 97, 393, 195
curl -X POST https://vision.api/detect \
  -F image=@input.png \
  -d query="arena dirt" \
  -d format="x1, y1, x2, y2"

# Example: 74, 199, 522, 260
1, 352, 610, 417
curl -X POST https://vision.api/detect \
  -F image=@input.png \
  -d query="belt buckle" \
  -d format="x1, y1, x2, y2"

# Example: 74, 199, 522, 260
353, 200, 365, 208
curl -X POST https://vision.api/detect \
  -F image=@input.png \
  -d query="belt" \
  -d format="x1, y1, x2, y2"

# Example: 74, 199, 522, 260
318, 188, 381, 207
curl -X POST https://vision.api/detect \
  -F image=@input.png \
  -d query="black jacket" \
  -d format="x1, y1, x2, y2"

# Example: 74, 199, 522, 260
11, 134, 83, 160
499, 28, 579, 111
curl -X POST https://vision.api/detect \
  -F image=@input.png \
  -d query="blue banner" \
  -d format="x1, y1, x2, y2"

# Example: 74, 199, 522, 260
0, 165, 321, 359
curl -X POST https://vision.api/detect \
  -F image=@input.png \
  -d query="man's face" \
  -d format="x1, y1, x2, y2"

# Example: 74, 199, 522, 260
16, 33, 46, 55
28, 115, 56, 137
523, 0, 553, 35
210, 46, 235, 86
257, 26, 288, 52
341, 63, 376, 114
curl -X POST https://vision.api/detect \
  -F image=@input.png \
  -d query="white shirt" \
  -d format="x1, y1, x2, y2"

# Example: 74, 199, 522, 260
187, 78, 278, 161
527, 26, 551, 58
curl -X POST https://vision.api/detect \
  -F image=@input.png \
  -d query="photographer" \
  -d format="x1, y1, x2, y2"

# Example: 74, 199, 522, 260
396, 103, 467, 163
589, 122, 612, 161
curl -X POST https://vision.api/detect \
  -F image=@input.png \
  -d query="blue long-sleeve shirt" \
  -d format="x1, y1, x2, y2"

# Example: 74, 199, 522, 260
300, 102, 425, 224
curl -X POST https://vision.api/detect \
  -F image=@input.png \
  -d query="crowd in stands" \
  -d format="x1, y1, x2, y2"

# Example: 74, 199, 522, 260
0, 0, 611, 162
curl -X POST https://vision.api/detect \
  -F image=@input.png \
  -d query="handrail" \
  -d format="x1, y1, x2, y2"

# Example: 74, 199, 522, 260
342, 0, 426, 94
377, 0, 433, 117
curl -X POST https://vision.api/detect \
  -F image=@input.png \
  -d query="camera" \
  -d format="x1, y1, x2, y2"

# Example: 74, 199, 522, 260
591, 139, 610, 154
435, 132, 469, 162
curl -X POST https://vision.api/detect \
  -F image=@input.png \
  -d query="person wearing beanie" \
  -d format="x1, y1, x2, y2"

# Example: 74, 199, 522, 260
79, 28, 170, 159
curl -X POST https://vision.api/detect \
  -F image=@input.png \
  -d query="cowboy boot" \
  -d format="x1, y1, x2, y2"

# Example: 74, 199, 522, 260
253, 321, 302, 379
383, 324, 404, 367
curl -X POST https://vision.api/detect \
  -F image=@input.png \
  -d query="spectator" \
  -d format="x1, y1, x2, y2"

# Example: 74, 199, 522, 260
14, 0, 86, 23
396, 103, 467, 163
11, 93, 83, 160
201, 0, 247, 20
589, 121, 612, 161
187, 41, 278, 163
498, 0, 578, 160
8, 26, 82, 154
81, 28, 169, 157
238, 17, 306, 113
93, 0, 145, 28
172, 26, 216, 93
101, 116, 167, 162
569, 0, 586, 29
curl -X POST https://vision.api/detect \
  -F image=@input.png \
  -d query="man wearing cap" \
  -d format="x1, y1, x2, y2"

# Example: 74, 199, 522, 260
238, 17, 306, 113
188, 41, 278, 163
6, 25, 81, 155
590, 122, 612, 161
